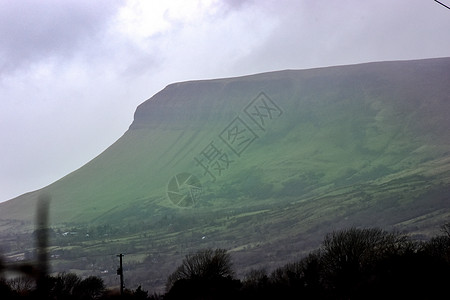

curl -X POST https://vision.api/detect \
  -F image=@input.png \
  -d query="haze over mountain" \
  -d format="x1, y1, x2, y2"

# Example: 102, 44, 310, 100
1, 57, 449, 290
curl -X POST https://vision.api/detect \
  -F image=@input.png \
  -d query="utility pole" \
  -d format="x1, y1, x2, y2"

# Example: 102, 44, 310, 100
117, 254, 124, 296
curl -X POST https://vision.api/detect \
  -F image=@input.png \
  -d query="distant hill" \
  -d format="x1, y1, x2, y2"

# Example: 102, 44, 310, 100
1, 57, 449, 291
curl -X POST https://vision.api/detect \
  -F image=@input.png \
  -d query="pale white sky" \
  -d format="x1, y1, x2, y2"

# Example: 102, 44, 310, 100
1, 0, 450, 203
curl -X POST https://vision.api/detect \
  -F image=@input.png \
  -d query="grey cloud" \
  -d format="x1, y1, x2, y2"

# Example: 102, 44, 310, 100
231, 0, 450, 73
0, 0, 123, 76
221, 0, 254, 9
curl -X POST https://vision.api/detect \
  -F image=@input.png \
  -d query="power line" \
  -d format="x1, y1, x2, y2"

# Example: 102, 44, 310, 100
435, 0, 450, 10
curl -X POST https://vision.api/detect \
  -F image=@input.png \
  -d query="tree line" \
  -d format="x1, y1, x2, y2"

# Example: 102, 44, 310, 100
1, 225, 450, 299
164, 226, 450, 300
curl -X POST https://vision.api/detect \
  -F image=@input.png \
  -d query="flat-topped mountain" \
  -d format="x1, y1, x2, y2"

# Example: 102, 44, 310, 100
1, 57, 449, 290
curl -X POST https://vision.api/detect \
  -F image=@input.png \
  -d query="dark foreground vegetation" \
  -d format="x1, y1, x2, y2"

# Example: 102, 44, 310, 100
1, 225, 450, 299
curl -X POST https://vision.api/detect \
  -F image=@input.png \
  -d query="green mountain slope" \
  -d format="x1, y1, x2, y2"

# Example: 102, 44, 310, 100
1, 57, 450, 290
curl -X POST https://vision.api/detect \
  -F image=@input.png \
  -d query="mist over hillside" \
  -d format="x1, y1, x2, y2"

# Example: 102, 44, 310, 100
1, 57, 449, 291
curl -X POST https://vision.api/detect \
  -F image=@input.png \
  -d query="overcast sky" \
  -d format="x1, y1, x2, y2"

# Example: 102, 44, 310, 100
1, 0, 449, 203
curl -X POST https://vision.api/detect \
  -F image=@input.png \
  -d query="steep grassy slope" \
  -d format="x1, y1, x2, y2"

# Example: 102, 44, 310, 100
1, 57, 449, 290
1, 57, 449, 224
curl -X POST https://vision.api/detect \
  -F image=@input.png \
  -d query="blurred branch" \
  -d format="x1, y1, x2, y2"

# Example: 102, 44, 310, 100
0, 194, 51, 295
